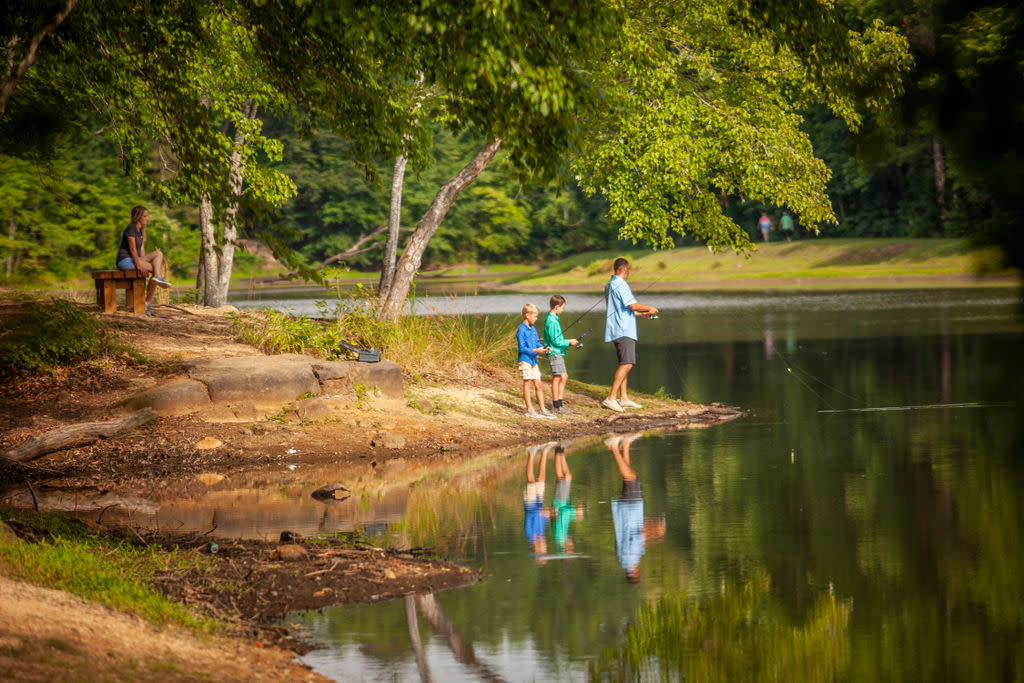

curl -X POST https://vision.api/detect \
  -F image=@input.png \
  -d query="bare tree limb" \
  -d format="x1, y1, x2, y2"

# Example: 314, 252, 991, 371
315, 224, 389, 270
0, 0, 79, 118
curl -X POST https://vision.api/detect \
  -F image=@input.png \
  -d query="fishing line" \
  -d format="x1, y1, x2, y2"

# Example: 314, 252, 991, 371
775, 350, 864, 406
818, 402, 988, 414
782, 362, 836, 410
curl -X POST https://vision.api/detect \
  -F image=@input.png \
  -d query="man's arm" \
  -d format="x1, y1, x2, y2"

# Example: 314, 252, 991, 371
629, 302, 659, 318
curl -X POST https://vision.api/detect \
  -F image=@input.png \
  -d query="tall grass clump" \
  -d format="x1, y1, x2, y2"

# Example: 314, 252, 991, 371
230, 289, 509, 377
0, 298, 128, 374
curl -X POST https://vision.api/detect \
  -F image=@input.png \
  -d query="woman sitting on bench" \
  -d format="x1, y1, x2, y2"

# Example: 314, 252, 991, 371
116, 205, 171, 317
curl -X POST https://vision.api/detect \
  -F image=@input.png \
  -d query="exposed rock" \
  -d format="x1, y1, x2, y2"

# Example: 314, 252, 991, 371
118, 378, 211, 416
195, 437, 223, 450
311, 483, 351, 501
311, 359, 403, 398
187, 354, 320, 404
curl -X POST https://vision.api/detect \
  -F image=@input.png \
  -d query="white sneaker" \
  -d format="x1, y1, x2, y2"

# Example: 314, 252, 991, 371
539, 408, 556, 419
525, 409, 543, 419
601, 397, 624, 412
151, 275, 172, 288
620, 398, 642, 409
603, 434, 623, 448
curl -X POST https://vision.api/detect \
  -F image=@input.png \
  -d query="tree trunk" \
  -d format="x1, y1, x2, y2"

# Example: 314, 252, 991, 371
199, 101, 254, 307
379, 154, 408, 301
932, 136, 947, 224
195, 242, 206, 304
199, 192, 217, 305
405, 596, 432, 682
5, 218, 14, 277
380, 138, 502, 320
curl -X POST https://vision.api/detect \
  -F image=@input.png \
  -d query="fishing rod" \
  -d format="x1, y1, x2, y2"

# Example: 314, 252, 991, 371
572, 329, 592, 349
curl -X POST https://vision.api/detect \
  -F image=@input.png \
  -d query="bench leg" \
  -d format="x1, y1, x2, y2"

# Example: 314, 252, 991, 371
128, 279, 147, 315
101, 281, 117, 314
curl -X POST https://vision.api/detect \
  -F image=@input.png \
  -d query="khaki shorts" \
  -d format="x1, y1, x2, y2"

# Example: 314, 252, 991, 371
518, 361, 541, 380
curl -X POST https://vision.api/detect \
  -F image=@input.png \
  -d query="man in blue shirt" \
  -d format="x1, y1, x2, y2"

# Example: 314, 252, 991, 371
603, 258, 659, 412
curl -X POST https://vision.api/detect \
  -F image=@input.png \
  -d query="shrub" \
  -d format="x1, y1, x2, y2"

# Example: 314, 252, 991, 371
0, 298, 120, 374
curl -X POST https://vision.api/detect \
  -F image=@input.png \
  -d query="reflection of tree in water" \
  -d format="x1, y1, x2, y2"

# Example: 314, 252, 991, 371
590, 575, 850, 682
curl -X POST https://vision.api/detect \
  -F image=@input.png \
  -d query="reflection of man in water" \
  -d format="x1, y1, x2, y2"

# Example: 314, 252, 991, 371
552, 443, 586, 553
524, 443, 554, 561
607, 433, 666, 582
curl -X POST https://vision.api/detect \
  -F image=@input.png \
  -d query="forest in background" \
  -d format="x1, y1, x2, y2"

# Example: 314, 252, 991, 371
1, 0, 1019, 285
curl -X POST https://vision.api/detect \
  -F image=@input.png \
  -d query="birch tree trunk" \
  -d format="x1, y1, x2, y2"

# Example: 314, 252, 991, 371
379, 138, 502, 320
378, 154, 408, 302
198, 102, 254, 307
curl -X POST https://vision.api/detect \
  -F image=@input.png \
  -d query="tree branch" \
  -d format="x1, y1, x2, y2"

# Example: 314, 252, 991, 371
0, 0, 79, 118
316, 224, 389, 269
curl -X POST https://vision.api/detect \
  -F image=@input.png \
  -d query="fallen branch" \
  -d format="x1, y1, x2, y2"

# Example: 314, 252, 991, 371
1, 408, 157, 463
304, 559, 340, 578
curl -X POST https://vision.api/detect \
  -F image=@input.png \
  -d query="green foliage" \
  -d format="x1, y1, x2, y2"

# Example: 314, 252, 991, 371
0, 139, 197, 284
591, 577, 851, 681
230, 289, 510, 376
0, 298, 123, 374
574, 0, 912, 253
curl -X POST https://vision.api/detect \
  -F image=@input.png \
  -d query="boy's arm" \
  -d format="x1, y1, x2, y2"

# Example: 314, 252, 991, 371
516, 325, 531, 355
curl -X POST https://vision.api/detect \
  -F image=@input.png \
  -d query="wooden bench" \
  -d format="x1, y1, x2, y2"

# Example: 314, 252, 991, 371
91, 269, 147, 315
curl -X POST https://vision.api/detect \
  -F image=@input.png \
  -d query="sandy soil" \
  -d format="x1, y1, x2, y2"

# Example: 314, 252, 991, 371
0, 301, 740, 681
0, 572, 327, 682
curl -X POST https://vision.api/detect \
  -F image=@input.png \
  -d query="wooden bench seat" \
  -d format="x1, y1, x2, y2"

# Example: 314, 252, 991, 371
91, 269, 147, 315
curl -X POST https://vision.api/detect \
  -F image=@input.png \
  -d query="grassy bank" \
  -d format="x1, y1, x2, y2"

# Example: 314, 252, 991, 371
509, 238, 1018, 291
0, 510, 215, 633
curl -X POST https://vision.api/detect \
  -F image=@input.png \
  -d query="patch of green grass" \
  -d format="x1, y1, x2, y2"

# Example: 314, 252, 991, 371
0, 511, 216, 633
512, 239, 1014, 290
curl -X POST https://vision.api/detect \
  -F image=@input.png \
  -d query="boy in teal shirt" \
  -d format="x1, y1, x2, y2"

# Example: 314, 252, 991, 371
544, 295, 579, 414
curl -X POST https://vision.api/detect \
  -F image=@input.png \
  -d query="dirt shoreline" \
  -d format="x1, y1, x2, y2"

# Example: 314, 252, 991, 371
0, 303, 740, 680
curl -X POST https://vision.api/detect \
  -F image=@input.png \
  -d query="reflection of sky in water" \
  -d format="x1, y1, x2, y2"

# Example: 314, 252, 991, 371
230, 288, 1019, 317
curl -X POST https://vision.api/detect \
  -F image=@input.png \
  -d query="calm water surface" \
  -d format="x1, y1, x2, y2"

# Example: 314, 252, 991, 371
284, 288, 1024, 682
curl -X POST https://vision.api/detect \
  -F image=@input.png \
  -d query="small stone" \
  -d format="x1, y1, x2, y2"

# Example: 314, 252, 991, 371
196, 472, 224, 486
195, 437, 223, 450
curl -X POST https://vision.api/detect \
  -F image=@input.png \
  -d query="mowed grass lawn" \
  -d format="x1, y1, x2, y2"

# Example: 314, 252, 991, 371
512, 238, 1017, 291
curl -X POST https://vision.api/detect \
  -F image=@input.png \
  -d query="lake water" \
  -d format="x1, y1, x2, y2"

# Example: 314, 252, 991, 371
277, 287, 1024, 682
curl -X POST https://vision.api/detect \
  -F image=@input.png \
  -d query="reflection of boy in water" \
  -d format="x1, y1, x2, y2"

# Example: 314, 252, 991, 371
524, 443, 554, 562
607, 433, 667, 582
551, 443, 586, 553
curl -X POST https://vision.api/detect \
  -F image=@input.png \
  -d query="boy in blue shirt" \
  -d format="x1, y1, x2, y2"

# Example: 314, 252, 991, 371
543, 295, 579, 414
517, 303, 555, 419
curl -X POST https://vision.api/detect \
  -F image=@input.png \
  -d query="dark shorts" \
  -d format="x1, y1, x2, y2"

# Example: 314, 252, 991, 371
548, 353, 567, 376
620, 478, 642, 500
613, 337, 636, 366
